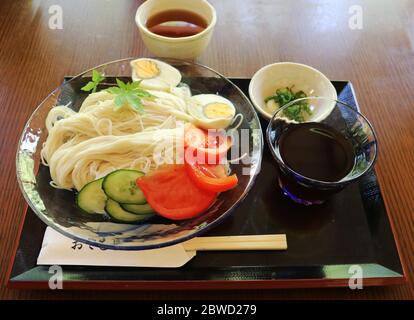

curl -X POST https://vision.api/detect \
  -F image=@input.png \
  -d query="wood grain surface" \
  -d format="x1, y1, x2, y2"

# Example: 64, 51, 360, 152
1, 0, 413, 299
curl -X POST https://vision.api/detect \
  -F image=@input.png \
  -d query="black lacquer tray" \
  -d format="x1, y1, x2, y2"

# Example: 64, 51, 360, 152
7, 79, 406, 290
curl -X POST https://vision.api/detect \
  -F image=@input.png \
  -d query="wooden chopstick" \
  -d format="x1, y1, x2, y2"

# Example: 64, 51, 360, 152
182, 234, 287, 251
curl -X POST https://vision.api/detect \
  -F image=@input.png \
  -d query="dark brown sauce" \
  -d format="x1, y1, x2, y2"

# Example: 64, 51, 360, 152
146, 9, 208, 38
279, 122, 355, 182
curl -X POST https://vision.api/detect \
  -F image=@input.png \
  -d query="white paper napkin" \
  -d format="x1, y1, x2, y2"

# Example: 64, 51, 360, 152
37, 227, 196, 268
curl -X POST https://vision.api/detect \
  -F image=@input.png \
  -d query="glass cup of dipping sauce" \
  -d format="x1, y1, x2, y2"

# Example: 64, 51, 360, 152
266, 97, 377, 205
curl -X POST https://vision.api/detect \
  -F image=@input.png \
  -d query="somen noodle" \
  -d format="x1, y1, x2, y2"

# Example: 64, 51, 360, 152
41, 86, 193, 191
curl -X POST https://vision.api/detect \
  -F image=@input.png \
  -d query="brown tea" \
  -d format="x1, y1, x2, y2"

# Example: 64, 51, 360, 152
146, 9, 208, 38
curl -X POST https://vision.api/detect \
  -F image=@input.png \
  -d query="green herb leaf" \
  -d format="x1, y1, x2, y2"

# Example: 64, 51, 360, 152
130, 80, 143, 90
106, 87, 122, 95
92, 70, 101, 82
105, 79, 153, 113
81, 81, 96, 92
81, 70, 105, 93
114, 94, 127, 111
127, 95, 144, 112
116, 78, 127, 90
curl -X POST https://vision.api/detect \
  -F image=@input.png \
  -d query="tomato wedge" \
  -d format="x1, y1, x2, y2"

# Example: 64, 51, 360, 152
184, 123, 231, 165
137, 165, 217, 220
184, 123, 206, 149
185, 162, 238, 193
197, 163, 228, 178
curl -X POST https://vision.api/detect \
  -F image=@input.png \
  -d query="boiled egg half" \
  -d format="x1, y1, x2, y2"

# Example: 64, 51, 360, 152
130, 58, 182, 91
189, 94, 236, 129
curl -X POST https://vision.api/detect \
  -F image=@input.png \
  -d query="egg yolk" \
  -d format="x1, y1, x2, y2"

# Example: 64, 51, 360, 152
203, 103, 233, 119
132, 60, 160, 79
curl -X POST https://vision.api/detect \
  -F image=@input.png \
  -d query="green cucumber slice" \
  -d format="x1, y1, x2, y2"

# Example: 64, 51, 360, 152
102, 169, 146, 204
105, 199, 152, 223
76, 178, 107, 214
121, 203, 155, 215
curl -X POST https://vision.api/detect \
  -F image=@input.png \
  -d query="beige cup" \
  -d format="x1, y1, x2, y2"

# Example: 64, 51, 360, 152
135, 0, 217, 59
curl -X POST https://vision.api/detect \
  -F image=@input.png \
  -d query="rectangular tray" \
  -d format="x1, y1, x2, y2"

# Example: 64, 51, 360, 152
7, 78, 406, 290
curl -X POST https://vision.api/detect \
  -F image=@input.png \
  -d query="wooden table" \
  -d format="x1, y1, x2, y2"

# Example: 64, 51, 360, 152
1, 0, 413, 299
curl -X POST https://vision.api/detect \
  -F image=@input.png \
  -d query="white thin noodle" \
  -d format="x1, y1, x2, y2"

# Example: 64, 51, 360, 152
41, 88, 191, 191
228, 113, 244, 132
41, 85, 243, 191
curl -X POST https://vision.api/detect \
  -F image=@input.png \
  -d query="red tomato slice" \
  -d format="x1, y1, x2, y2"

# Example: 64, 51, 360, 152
184, 123, 232, 165
197, 163, 228, 179
185, 162, 238, 193
184, 123, 206, 148
137, 165, 217, 220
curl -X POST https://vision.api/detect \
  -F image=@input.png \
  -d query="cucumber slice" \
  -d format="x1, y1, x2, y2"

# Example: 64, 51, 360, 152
121, 203, 155, 215
105, 199, 153, 223
76, 178, 107, 214
102, 169, 146, 204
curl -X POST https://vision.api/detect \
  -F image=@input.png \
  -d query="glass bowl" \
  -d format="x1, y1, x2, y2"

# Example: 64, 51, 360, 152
266, 97, 377, 205
16, 58, 263, 250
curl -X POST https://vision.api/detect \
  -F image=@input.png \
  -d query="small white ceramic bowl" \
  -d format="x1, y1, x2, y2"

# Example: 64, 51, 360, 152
249, 62, 337, 121
135, 0, 217, 59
